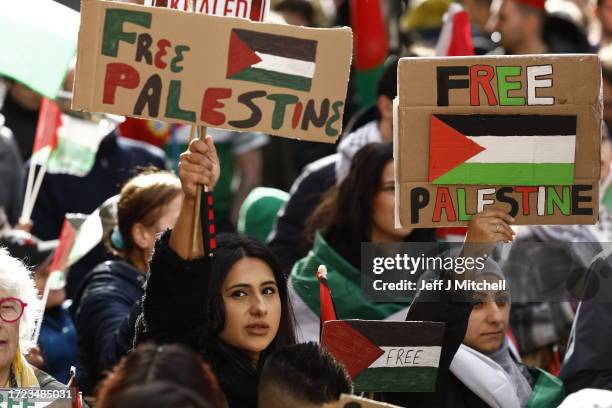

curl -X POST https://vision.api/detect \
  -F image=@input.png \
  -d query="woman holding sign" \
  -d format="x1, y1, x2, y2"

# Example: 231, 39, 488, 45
382, 210, 564, 408
134, 136, 296, 408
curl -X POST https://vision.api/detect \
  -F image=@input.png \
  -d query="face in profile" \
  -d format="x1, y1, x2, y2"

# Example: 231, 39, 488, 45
219, 257, 282, 363
370, 161, 413, 242
463, 275, 510, 353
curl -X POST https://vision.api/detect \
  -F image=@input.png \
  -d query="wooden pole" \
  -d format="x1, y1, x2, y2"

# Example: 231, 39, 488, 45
189, 124, 208, 257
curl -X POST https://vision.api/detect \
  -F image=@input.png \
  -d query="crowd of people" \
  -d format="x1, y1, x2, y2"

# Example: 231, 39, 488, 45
2, 0, 612, 407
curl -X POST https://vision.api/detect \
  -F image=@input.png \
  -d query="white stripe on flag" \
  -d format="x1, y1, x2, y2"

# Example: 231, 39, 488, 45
253, 52, 315, 78
466, 135, 576, 164
370, 346, 441, 369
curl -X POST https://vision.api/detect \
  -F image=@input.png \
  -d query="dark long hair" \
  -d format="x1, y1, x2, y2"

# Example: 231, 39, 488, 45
95, 343, 227, 408
307, 143, 394, 266
207, 233, 296, 360
307, 143, 435, 267
200, 234, 297, 406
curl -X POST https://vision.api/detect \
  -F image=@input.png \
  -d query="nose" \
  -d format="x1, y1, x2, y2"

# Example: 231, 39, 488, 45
249, 293, 268, 317
485, 302, 503, 325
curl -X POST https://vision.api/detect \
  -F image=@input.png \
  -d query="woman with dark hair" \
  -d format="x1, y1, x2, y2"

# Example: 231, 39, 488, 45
290, 143, 437, 341
100, 382, 216, 408
73, 170, 182, 395
95, 343, 227, 408
134, 137, 296, 408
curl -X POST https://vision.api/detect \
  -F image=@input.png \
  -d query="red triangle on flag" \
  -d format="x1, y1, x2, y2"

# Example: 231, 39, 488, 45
226, 30, 262, 78
428, 115, 485, 182
321, 321, 384, 379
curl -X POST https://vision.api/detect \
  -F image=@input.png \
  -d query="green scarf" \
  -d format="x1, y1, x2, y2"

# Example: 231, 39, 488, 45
291, 231, 409, 320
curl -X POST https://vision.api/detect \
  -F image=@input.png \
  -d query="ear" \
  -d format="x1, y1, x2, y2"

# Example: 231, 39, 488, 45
377, 95, 393, 120
131, 222, 153, 251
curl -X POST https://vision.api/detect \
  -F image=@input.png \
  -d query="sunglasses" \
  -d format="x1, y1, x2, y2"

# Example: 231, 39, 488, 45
0, 298, 27, 323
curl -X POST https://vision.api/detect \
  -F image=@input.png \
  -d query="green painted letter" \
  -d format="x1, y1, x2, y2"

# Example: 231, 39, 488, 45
496, 66, 525, 106
102, 9, 152, 57
165, 80, 196, 122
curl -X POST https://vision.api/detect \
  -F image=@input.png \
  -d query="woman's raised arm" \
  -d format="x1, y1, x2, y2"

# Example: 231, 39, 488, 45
170, 135, 220, 259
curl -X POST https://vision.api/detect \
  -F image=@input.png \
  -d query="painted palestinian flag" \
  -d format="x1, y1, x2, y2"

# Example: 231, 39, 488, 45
321, 320, 444, 392
429, 114, 577, 186
226, 29, 317, 92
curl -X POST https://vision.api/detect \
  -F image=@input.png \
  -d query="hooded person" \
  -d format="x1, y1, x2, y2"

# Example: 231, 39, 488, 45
379, 209, 564, 408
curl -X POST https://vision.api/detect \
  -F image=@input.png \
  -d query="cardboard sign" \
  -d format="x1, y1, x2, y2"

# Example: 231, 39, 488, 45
336, 394, 402, 408
321, 320, 444, 392
395, 55, 601, 227
72, 0, 352, 143
162, 0, 268, 21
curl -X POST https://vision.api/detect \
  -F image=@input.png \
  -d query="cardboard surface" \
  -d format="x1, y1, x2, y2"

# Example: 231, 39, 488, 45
336, 394, 403, 408
72, 0, 352, 143
321, 320, 444, 392
395, 55, 602, 227
163, 0, 268, 22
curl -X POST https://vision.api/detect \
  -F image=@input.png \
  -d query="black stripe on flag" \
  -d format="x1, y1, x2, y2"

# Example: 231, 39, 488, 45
434, 114, 577, 136
345, 320, 445, 347
234, 29, 317, 62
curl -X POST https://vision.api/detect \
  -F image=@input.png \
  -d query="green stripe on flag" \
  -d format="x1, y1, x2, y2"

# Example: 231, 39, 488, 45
231, 68, 312, 92
432, 163, 575, 186
354, 367, 438, 392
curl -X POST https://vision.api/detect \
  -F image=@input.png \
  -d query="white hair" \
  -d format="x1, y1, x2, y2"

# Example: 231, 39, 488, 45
0, 247, 42, 353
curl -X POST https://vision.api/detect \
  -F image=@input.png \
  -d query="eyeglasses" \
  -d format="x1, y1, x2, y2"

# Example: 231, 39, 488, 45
0, 298, 27, 323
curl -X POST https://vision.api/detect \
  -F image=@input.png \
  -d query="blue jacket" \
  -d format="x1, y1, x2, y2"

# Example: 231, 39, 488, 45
73, 260, 144, 395
39, 304, 78, 384
24, 130, 165, 298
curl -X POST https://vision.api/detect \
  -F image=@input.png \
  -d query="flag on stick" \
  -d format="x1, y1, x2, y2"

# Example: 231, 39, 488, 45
20, 98, 62, 225
317, 265, 337, 325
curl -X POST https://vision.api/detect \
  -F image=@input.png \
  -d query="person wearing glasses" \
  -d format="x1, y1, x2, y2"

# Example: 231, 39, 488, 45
0, 247, 67, 390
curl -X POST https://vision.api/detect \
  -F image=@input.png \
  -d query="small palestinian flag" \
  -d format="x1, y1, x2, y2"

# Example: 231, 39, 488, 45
226, 28, 317, 92
31, 98, 62, 166
316, 265, 337, 338
321, 320, 444, 392
429, 114, 577, 186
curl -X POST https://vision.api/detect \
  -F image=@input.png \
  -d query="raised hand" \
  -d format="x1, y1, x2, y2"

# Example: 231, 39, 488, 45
465, 209, 515, 244
178, 135, 220, 198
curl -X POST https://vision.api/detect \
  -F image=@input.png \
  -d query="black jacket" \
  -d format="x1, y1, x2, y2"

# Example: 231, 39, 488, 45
560, 249, 612, 394
73, 260, 145, 395
134, 231, 260, 408
268, 154, 337, 273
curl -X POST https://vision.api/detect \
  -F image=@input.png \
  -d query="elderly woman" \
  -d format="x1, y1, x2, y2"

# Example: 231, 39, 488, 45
0, 247, 66, 389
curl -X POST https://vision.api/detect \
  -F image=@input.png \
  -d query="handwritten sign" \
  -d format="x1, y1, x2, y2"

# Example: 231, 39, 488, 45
321, 320, 444, 392
163, 0, 268, 21
395, 55, 601, 227
72, 0, 352, 143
